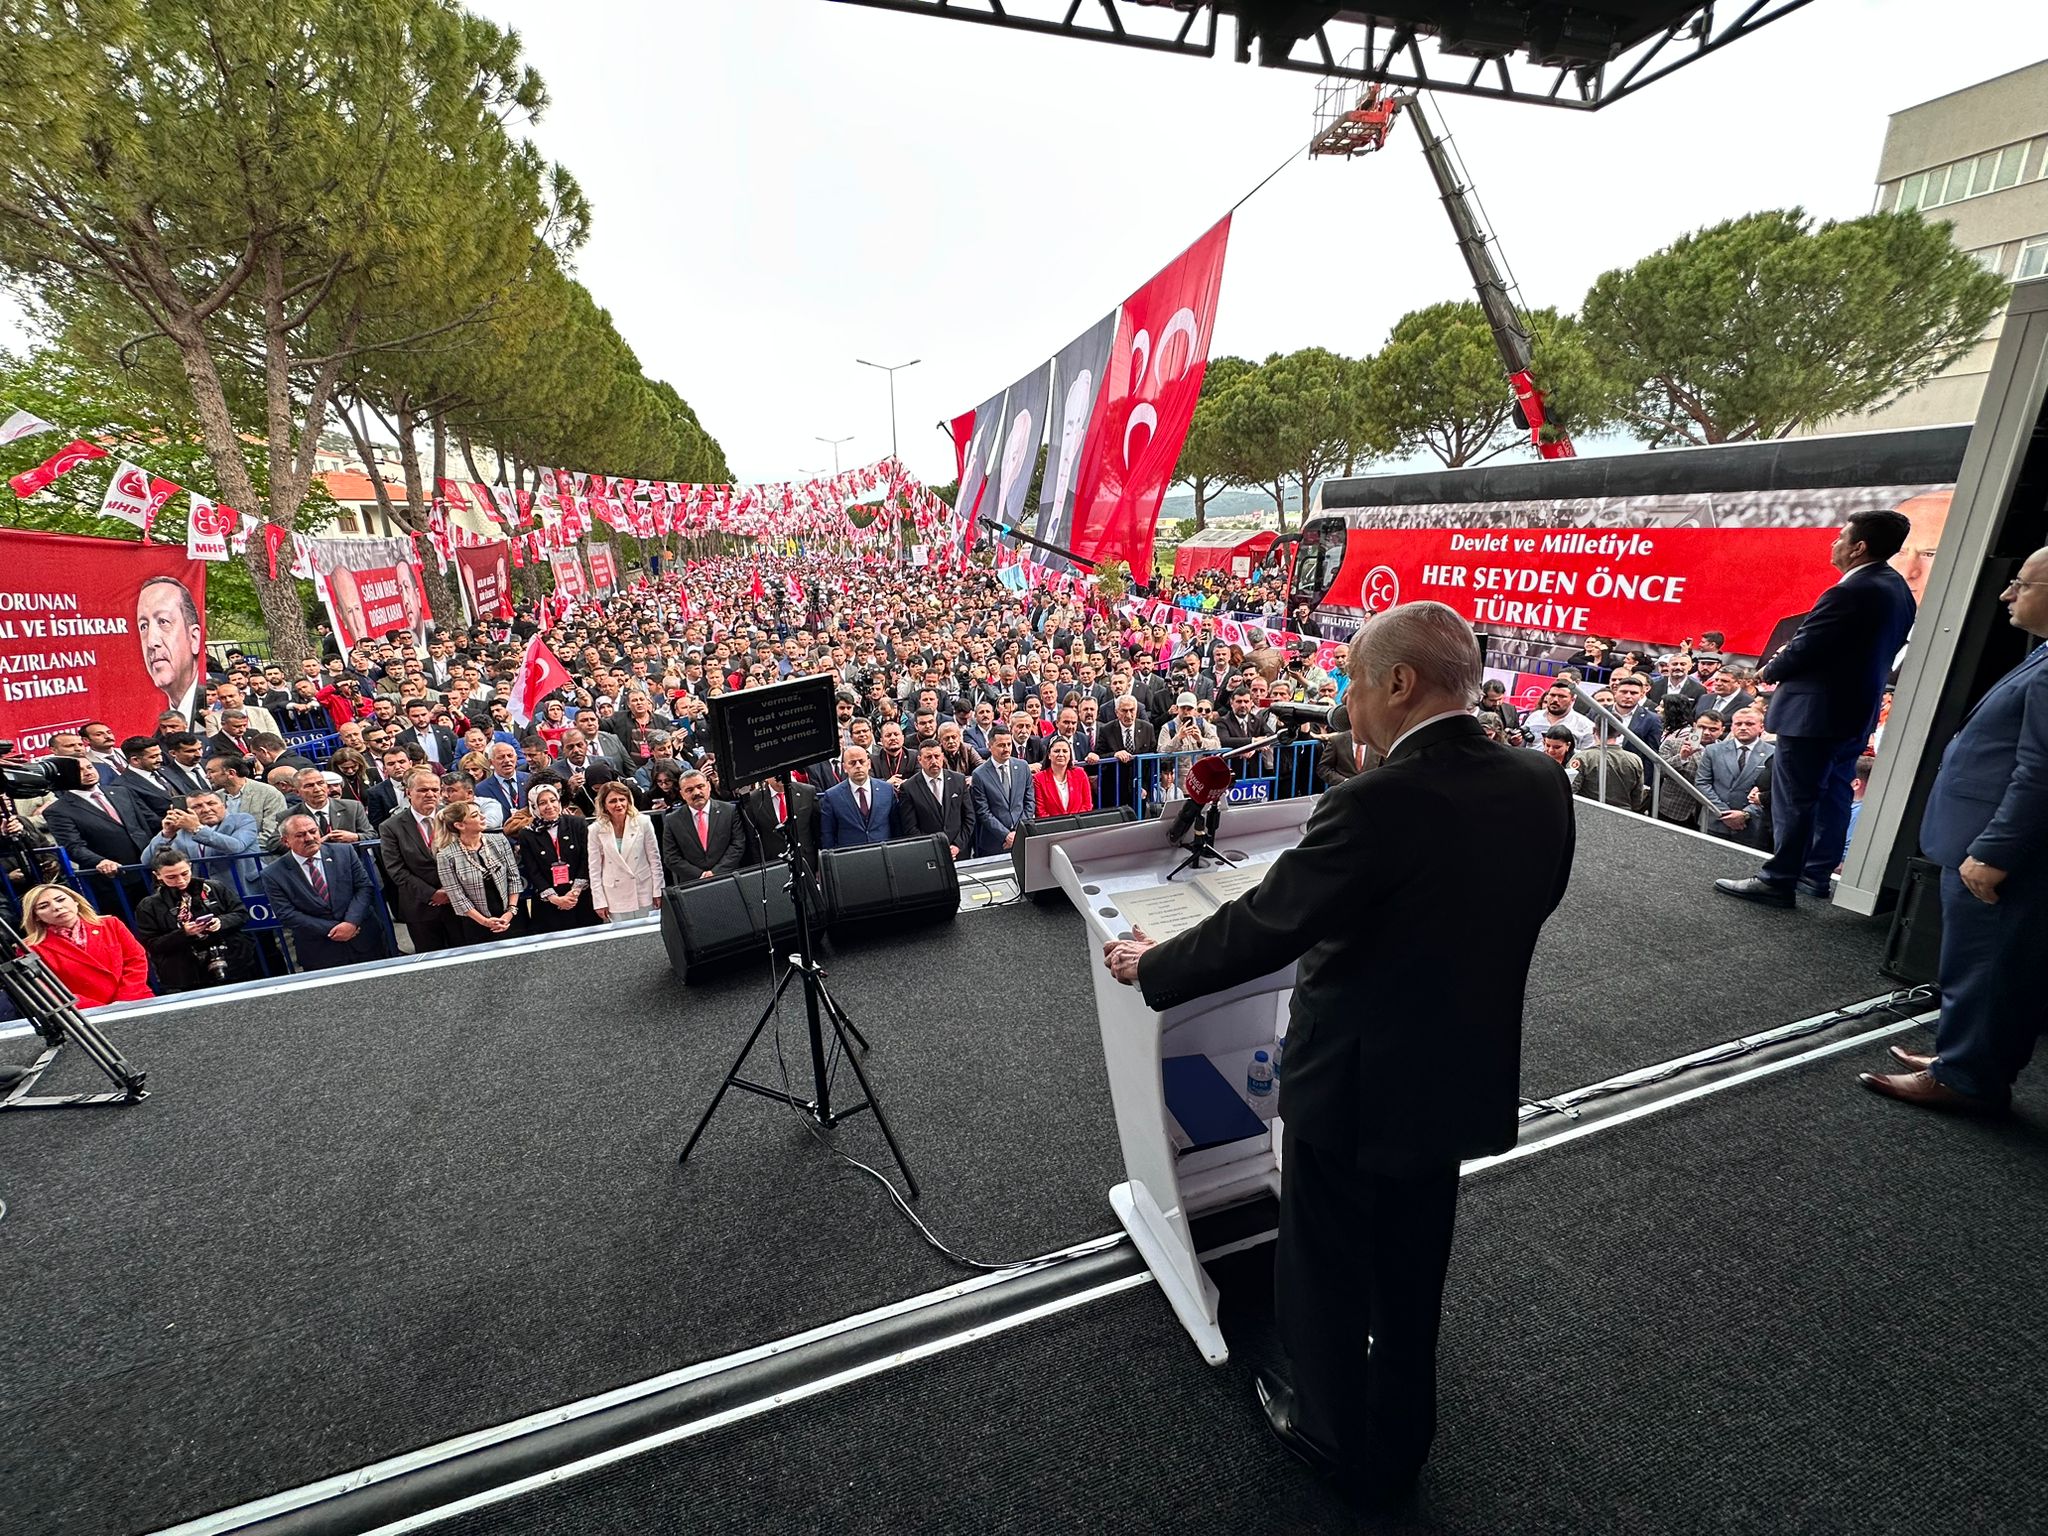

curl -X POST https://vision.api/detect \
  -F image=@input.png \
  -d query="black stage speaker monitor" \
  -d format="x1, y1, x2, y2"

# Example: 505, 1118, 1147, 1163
1014, 805, 1137, 900
820, 834, 960, 932
659, 867, 799, 984
1881, 855, 1944, 987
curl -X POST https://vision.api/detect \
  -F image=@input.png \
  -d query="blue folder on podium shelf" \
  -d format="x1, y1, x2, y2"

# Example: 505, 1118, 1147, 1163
1162, 1053, 1267, 1153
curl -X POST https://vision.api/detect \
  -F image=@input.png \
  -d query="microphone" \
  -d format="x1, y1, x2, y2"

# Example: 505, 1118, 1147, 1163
1168, 755, 1234, 846
1265, 699, 1346, 732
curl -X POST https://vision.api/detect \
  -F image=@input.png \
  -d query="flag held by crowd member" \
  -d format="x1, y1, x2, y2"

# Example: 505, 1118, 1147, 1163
508, 633, 573, 724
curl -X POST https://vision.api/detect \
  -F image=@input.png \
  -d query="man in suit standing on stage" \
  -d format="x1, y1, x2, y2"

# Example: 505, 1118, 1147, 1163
1718, 510, 1918, 908
969, 728, 1034, 856
660, 768, 753, 883
820, 745, 897, 849
1103, 603, 1575, 1510
743, 775, 820, 870
1863, 547, 2048, 1114
262, 813, 387, 970
896, 739, 974, 859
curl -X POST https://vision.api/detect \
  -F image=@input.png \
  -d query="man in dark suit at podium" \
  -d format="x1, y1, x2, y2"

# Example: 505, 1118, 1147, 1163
1103, 603, 1575, 1510
1863, 547, 2048, 1114
1717, 509, 1917, 908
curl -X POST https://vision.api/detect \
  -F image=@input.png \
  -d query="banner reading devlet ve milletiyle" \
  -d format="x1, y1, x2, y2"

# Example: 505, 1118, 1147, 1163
0, 530, 208, 751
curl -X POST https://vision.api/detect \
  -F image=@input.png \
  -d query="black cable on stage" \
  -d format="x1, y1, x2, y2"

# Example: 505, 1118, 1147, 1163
742, 848, 1110, 1276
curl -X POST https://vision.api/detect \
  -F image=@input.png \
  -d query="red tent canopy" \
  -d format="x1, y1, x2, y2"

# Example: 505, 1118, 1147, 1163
1172, 526, 1276, 581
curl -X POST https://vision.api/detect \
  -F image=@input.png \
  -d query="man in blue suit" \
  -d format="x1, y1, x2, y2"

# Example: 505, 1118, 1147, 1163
1717, 509, 1917, 908
475, 741, 530, 821
819, 745, 897, 849
261, 812, 388, 970
1863, 549, 2048, 1114
969, 728, 1034, 856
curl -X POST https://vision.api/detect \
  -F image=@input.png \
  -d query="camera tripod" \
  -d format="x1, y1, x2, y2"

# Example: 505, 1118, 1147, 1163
677, 796, 918, 1196
0, 910, 148, 1112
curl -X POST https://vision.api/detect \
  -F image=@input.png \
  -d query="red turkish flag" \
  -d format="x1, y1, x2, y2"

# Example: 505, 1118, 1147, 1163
749, 566, 765, 602
10, 438, 108, 498
1067, 216, 1231, 576
507, 633, 573, 724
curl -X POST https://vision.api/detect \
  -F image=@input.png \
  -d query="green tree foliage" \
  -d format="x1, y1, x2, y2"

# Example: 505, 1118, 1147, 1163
0, 346, 324, 641
1366, 301, 1611, 467
1174, 354, 1253, 530
1205, 348, 1379, 529
1579, 207, 2011, 446
0, 0, 727, 664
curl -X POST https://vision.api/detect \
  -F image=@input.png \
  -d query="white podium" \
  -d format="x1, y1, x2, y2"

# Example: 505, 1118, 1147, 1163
1050, 798, 1316, 1364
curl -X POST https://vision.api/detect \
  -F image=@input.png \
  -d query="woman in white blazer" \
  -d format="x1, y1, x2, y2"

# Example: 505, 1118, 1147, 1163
586, 780, 663, 920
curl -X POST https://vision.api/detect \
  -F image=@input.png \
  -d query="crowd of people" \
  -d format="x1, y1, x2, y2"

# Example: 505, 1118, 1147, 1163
0, 532, 1895, 1007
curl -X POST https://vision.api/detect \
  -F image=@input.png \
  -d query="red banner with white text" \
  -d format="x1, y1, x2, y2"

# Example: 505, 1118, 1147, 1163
1066, 216, 1232, 578
586, 543, 618, 592
0, 531, 208, 751
1324, 526, 1841, 656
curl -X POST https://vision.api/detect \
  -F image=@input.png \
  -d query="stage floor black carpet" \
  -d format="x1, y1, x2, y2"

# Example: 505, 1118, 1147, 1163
445, 1039, 2048, 1536
0, 806, 1898, 1535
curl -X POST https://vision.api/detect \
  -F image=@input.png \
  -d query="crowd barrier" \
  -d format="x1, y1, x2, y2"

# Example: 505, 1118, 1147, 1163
2, 735, 1328, 987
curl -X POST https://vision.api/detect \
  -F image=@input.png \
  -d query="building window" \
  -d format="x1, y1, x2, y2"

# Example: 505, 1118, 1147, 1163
1971, 246, 2006, 276
337, 510, 359, 534
1901, 143, 2031, 214
2019, 238, 2048, 283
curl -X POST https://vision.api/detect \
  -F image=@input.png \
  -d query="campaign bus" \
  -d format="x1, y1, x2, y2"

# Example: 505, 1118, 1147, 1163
1271, 425, 1967, 662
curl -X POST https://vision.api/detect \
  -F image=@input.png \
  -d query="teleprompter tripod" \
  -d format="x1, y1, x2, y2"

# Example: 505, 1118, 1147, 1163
677, 795, 918, 1197
0, 909, 149, 1112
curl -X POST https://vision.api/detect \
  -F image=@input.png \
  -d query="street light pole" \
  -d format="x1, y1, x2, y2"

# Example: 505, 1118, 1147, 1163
855, 357, 919, 464
814, 434, 853, 472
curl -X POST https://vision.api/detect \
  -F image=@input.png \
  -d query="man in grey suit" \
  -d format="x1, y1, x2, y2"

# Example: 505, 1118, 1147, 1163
1863, 547, 2048, 1114
969, 728, 1034, 856
1695, 708, 1774, 845
207, 753, 291, 849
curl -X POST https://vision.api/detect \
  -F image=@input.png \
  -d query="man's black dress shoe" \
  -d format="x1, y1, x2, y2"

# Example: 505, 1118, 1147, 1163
1255, 1372, 1348, 1487
1714, 876, 1794, 908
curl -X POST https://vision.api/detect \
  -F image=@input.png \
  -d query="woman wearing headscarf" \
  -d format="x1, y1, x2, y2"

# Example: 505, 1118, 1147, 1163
511, 783, 598, 932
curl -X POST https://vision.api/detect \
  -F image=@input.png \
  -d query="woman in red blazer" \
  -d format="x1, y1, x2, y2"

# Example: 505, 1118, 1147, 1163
1032, 737, 1094, 818
20, 884, 155, 1009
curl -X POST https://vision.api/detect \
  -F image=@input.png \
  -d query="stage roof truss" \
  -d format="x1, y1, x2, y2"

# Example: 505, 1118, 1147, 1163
826, 0, 1814, 109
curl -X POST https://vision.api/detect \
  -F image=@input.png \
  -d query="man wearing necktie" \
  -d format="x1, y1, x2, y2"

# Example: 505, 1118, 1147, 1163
658, 767, 753, 883
377, 769, 457, 952
970, 728, 1034, 856
820, 745, 897, 849
745, 774, 820, 870
1863, 547, 2048, 1115
1102, 693, 1157, 812
897, 740, 974, 859
261, 813, 385, 970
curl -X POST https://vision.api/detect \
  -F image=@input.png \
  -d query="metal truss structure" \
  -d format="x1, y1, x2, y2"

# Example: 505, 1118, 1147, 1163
826, 0, 1814, 110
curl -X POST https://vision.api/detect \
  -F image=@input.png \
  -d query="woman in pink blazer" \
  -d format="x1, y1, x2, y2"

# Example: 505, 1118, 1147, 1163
21, 884, 155, 1009
586, 781, 664, 920
1032, 738, 1094, 818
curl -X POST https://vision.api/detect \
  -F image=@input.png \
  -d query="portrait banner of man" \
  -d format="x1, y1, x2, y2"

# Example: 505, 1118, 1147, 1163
307, 534, 426, 654
0, 530, 208, 751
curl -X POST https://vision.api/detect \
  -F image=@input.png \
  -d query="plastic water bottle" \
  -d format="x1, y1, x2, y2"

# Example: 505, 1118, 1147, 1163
1247, 1050, 1274, 1098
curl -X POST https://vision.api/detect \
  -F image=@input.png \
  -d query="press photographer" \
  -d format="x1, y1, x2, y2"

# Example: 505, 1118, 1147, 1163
133, 851, 260, 993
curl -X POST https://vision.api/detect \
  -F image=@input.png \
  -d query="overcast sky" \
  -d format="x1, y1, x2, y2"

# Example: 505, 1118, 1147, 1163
10, 2, 2048, 489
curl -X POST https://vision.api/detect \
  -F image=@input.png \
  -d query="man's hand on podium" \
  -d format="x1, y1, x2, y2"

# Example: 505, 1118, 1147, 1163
1103, 927, 1156, 985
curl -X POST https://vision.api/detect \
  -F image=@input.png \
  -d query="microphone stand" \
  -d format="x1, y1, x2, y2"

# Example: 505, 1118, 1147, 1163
0, 909, 148, 1112
1163, 732, 1287, 882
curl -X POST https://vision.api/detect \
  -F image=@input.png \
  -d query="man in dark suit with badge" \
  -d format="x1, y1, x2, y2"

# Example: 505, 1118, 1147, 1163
1862, 547, 2048, 1114
896, 739, 975, 859
1718, 509, 1917, 908
1103, 603, 1575, 1510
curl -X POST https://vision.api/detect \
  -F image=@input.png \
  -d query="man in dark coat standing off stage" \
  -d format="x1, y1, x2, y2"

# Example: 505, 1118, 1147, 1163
1862, 545, 2048, 1115
1102, 603, 1575, 1510
1716, 508, 1916, 907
